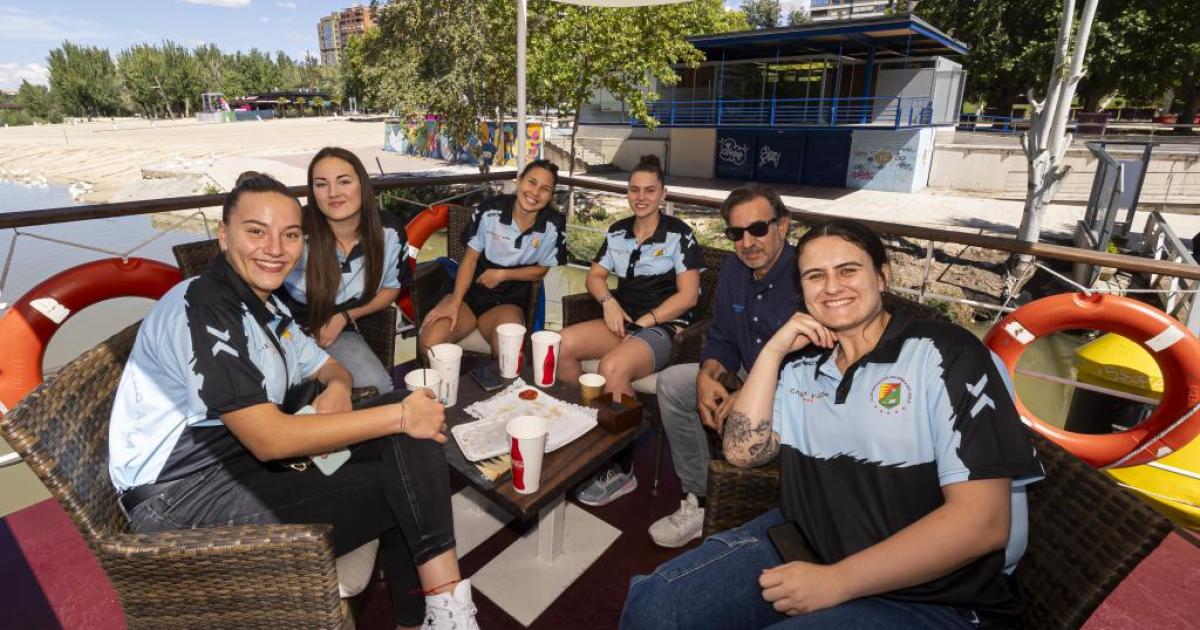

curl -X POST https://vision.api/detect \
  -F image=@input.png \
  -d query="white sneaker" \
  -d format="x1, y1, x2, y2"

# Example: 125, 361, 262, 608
648, 493, 705, 548
421, 578, 480, 630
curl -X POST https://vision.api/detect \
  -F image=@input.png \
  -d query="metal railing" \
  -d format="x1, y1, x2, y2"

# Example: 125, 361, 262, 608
608, 96, 936, 129
6, 171, 1200, 472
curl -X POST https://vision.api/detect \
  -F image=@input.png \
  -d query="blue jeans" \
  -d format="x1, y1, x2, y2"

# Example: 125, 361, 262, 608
327, 329, 394, 394
621, 509, 978, 630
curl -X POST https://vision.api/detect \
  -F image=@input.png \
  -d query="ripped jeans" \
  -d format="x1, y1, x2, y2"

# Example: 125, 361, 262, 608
620, 508, 978, 630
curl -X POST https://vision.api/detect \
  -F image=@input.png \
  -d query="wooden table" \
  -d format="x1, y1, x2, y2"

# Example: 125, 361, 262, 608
441, 356, 645, 562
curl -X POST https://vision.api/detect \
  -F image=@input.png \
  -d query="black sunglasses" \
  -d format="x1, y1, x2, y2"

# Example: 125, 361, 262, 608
724, 218, 779, 242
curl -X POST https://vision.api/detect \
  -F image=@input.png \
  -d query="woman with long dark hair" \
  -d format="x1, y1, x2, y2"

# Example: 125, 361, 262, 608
281, 146, 407, 394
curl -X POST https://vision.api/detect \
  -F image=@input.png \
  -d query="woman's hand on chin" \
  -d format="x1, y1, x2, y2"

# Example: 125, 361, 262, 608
763, 313, 837, 357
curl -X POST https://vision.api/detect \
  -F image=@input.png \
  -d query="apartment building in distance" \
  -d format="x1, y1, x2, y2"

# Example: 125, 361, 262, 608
318, 4, 375, 66
809, 0, 892, 21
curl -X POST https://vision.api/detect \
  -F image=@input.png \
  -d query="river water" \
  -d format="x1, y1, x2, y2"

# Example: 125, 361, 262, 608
0, 181, 199, 371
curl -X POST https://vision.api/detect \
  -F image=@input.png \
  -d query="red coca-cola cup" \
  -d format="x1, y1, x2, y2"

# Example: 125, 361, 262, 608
506, 415, 548, 494
531, 330, 562, 388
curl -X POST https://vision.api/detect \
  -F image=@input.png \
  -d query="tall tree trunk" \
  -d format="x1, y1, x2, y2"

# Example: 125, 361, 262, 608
1177, 50, 1197, 136
1012, 0, 1099, 278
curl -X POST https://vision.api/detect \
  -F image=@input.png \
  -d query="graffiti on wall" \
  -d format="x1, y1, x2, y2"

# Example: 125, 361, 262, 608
383, 117, 543, 166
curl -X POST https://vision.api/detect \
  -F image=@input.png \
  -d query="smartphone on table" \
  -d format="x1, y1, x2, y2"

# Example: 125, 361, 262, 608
469, 362, 505, 392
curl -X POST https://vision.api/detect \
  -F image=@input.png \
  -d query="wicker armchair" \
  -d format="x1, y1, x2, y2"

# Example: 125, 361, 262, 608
411, 203, 542, 355
703, 432, 1175, 629
561, 244, 728, 488
172, 239, 397, 370
0, 325, 347, 628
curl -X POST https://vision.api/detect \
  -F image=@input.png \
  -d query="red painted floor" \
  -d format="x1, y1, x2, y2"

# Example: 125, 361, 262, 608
4, 434, 1199, 629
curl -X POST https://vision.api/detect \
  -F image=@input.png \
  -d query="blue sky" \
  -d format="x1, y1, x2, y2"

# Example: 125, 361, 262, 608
1, 0, 808, 91
0, 0, 355, 90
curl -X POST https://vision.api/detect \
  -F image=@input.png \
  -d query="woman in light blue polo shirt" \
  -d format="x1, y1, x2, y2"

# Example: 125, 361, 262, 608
419, 159, 566, 357
558, 154, 703, 506
109, 172, 479, 629
280, 147, 409, 395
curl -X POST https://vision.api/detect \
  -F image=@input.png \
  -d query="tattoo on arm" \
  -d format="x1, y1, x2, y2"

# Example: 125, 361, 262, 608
723, 411, 780, 467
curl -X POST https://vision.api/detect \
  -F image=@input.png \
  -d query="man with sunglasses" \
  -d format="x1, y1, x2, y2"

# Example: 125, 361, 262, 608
648, 184, 802, 548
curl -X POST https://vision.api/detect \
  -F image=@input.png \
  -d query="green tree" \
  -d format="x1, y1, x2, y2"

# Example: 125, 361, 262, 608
160, 41, 202, 116
531, 1, 745, 172
341, 28, 378, 110
47, 41, 123, 118
16, 80, 60, 122
368, 0, 744, 151
194, 43, 226, 92
786, 8, 811, 26
117, 44, 167, 117
741, 0, 781, 29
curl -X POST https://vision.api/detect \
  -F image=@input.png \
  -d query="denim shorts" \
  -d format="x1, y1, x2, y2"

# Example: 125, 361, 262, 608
630, 325, 675, 372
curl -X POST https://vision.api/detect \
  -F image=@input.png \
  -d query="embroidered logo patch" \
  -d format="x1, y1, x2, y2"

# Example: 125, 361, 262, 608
870, 377, 911, 414
532, 237, 541, 248
654, 248, 664, 257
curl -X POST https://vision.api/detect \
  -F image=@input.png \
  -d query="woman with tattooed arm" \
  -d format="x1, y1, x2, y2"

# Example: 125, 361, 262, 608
620, 219, 1043, 630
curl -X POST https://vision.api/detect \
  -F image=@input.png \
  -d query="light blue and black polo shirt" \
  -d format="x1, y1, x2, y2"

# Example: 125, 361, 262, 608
280, 210, 412, 323
593, 214, 704, 325
773, 311, 1043, 618
109, 255, 330, 493
461, 194, 567, 308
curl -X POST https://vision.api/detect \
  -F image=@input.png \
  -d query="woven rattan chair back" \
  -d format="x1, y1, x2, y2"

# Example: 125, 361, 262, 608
0, 324, 139, 542
172, 239, 220, 278
446, 203, 472, 263
1015, 431, 1174, 629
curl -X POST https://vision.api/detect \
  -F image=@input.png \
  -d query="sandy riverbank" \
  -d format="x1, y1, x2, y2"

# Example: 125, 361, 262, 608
0, 116, 449, 205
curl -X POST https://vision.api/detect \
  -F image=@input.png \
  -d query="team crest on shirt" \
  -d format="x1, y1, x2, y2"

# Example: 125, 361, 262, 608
532, 237, 541, 248
870, 376, 911, 414
282, 329, 292, 341
654, 248, 664, 257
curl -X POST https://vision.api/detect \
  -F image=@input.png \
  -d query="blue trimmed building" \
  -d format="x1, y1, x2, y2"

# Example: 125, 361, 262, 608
576, 14, 968, 193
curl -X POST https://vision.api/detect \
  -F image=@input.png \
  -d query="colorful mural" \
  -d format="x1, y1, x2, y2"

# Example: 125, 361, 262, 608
383, 117, 543, 166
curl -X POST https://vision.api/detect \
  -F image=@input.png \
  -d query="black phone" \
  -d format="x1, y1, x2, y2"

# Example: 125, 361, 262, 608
469, 363, 505, 392
767, 521, 820, 564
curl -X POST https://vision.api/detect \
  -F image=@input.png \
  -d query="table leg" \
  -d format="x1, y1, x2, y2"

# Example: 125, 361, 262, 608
537, 495, 567, 563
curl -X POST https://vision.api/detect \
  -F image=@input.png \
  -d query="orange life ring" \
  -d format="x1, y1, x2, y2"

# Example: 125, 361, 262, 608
0, 258, 181, 415
396, 204, 450, 321
983, 292, 1200, 467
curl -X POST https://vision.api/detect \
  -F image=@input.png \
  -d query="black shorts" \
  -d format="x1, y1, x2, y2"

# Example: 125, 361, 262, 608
463, 289, 527, 319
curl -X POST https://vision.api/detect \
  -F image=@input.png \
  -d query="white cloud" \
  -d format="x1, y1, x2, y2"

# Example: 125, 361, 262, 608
259, 16, 270, 23
275, 1, 297, 8
0, 6, 110, 41
182, 0, 251, 7
0, 62, 49, 91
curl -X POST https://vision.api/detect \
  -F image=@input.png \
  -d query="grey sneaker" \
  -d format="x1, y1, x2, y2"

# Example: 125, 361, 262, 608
648, 493, 705, 548
421, 579, 479, 630
576, 466, 638, 507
